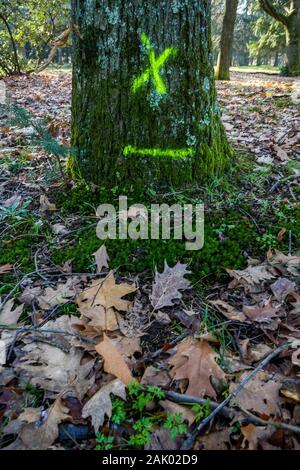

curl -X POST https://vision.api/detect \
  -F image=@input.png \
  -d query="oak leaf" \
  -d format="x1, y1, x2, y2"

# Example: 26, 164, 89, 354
210, 300, 246, 322
230, 370, 284, 417
241, 424, 274, 450
0, 298, 24, 325
169, 339, 225, 399
270, 277, 296, 302
19, 398, 69, 450
226, 265, 275, 288
93, 245, 109, 273
150, 262, 191, 311
15, 317, 95, 399
243, 302, 279, 323
96, 333, 133, 385
37, 277, 80, 310
77, 271, 136, 313
82, 379, 126, 431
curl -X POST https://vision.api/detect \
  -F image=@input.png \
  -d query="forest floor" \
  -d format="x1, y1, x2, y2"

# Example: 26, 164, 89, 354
0, 71, 300, 451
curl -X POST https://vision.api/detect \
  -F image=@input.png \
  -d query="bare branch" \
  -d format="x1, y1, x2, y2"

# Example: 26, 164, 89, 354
35, 27, 71, 74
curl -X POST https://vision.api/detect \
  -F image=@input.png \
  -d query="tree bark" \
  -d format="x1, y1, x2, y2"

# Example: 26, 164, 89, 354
285, 4, 300, 75
71, 0, 231, 188
215, 0, 239, 81
259, 0, 300, 76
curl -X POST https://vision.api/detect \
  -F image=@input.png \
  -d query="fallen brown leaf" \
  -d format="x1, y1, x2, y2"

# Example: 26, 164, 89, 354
96, 333, 133, 385
0, 298, 24, 325
150, 262, 191, 311
93, 245, 109, 273
19, 398, 69, 450
82, 379, 126, 431
169, 339, 225, 399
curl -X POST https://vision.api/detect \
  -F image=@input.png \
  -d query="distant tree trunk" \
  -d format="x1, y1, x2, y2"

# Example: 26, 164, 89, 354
260, 0, 300, 76
71, 0, 231, 188
216, 0, 239, 80
0, 13, 21, 74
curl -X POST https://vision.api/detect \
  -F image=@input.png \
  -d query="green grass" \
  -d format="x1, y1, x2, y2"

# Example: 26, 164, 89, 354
230, 65, 279, 74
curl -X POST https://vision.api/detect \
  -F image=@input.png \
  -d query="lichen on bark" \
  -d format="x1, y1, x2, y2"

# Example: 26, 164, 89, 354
71, 0, 231, 188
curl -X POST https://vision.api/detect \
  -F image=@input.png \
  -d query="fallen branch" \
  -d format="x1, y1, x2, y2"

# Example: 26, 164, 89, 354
0, 271, 37, 314
180, 341, 294, 450
241, 407, 300, 436
144, 331, 190, 363
165, 391, 234, 420
0, 325, 97, 346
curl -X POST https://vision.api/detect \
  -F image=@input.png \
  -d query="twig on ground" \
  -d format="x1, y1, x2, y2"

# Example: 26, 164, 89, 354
180, 341, 293, 450
288, 230, 292, 255
237, 206, 261, 233
0, 324, 97, 346
144, 331, 190, 363
63, 222, 98, 238
270, 173, 300, 192
0, 271, 37, 314
240, 407, 300, 436
165, 391, 234, 420
34, 248, 51, 284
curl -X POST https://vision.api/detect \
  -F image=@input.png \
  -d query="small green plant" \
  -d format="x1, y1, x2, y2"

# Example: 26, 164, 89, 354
128, 382, 165, 413
22, 384, 44, 408
231, 421, 241, 435
111, 398, 127, 425
128, 417, 154, 447
0, 197, 32, 222
256, 232, 277, 249
213, 223, 236, 237
191, 400, 211, 423
201, 304, 234, 357
95, 433, 115, 450
164, 412, 188, 439
4, 103, 73, 184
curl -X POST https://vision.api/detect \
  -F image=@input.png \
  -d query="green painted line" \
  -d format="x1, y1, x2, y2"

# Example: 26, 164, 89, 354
123, 145, 193, 159
132, 33, 177, 95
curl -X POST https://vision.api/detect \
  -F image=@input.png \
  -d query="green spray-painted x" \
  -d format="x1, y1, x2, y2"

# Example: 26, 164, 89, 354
132, 33, 177, 95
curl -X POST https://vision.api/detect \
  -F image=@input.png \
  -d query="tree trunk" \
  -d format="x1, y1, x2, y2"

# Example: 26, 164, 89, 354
285, 9, 300, 76
215, 0, 239, 81
71, 0, 231, 188
0, 14, 21, 74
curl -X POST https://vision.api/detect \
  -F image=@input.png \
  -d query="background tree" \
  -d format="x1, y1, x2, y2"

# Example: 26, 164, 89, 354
71, 0, 231, 188
233, 1, 258, 66
0, 0, 69, 76
212, 0, 225, 63
0, 0, 22, 74
259, 0, 300, 75
249, 1, 285, 66
216, 0, 239, 80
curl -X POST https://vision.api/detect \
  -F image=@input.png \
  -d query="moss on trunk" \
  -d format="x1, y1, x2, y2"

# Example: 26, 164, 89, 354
71, 0, 231, 188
